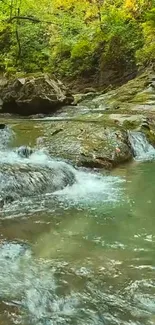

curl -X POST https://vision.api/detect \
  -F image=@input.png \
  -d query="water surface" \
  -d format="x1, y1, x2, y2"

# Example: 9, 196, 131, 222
0, 119, 155, 325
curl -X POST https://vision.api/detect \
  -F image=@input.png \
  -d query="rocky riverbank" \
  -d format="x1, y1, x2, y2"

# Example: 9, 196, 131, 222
42, 68, 155, 168
1, 68, 155, 169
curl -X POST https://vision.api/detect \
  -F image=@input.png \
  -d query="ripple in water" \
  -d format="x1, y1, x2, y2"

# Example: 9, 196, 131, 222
0, 241, 155, 325
0, 242, 108, 325
0, 127, 154, 325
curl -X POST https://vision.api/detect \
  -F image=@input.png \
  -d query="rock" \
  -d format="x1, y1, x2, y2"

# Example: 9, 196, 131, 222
141, 122, 150, 130
48, 122, 133, 168
0, 75, 73, 115
0, 161, 76, 198
73, 91, 101, 105
77, 68, 155, 113
4, 195, 15, 204
0, 124, 6, 129
108, 114, 144, 126
0, 198, 4, 208
17, 146, 33, 158
83, 87, 97, 93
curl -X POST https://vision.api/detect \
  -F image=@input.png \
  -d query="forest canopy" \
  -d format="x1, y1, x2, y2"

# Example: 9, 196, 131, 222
0, 0, 155, 80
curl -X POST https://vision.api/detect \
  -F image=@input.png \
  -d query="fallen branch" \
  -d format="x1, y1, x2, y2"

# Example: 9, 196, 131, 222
7, 15, 58, 25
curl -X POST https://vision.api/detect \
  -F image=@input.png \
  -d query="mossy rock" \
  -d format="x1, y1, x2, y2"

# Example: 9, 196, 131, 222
47, 121, 133, 169
142, 128, 155, 146
78, 69, 155, 113
122, 120, 140, 130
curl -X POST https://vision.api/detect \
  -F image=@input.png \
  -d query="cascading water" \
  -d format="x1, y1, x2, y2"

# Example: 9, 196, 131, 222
0, 125, 126, 325
0, 126, 124, 209
0, 148, 123, 206
0, 158, 76, 200
128, 131, 155, 161
0, 123, 155, 325
0, 124, 14, 149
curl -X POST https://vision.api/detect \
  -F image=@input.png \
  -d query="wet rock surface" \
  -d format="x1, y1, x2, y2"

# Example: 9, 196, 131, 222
48, 122, 133, 168
0, 75, 73, 115
0, 110, 155, 325
44, 68, 155, 168
76, 68, 155, 112
0, 161, 76, 199
1, 69, 155, 169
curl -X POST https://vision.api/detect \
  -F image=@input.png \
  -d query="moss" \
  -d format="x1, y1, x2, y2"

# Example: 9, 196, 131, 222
7, 71, 45, 80
143, 128, 155, 146
131, 92, 150, 103
122, 120, 139, 130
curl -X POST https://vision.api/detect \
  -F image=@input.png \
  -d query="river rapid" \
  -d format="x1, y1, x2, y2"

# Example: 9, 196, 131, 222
0, 119, 155, 325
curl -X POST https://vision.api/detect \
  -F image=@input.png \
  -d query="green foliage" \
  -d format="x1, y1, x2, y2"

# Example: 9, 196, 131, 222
0, 0, 155, 78
17, 23, 50, 72
145, 7, 155, 26
136, 8, 155, 66
98, 7, 143, 72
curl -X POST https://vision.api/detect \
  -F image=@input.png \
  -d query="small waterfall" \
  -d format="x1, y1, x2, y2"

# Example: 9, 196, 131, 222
0, 126, 124, 206
128, 131, 155, 161
0, 127, 77, 200
0, 155, 76, 200
0, 149, 124, 205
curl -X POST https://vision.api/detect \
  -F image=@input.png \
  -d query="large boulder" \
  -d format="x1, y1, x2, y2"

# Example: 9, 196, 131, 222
0, 75, 73, 115
48, 121, 133, 169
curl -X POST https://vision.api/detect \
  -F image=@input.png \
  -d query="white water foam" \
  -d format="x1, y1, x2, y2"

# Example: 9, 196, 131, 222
30, 151, 125, 204
54, 169, 124, 204
29, 151, 124, 204
0, 148, 51, 165
0, 242, 106, 325
0, 147, 124, 205
0, 126, 14, 149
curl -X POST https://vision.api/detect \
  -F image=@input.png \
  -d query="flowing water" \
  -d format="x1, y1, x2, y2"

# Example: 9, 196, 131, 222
0, 120, 155, 325
128, 131, 155, 161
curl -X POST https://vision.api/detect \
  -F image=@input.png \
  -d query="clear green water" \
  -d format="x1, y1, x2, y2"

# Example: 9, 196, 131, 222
0, 120, 155, 325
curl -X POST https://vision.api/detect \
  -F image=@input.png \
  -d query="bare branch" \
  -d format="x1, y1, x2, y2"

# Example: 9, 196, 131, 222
7, 15, 57, 24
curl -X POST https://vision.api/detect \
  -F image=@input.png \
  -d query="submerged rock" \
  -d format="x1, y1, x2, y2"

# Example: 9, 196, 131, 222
17, 146, 33, 158
0, 75, 73, 115
0, 124, 6, 129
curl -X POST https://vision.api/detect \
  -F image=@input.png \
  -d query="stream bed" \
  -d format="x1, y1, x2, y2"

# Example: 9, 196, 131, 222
0, 119, 155, 325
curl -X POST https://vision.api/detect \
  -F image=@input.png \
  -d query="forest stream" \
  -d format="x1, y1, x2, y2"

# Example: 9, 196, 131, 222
0, 119, 155, 325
